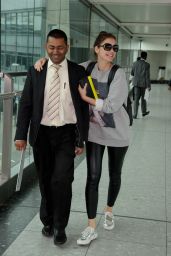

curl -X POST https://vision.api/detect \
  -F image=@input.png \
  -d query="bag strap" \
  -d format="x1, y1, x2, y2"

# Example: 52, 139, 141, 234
86, 61, 97, 75
107, 64, 120, 87
86, 61, 129, 114
86, 62, 129, 118
86, 61, 120, 88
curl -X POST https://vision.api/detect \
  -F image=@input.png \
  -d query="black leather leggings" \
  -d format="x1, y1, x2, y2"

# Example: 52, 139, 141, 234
86, 141, 128, 219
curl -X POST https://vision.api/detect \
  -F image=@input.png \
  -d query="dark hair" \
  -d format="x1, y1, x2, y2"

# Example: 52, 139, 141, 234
141, 51, 147, 60
46, 29, 67, 44
137, 57, 141, 61
93, 31, 117, 47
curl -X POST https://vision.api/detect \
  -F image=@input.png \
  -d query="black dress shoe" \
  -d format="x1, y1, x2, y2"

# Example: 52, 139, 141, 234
133, 115, 137, 119
142, 111, 150, 117
54, 229, 67, 245
42, 225, 53, 237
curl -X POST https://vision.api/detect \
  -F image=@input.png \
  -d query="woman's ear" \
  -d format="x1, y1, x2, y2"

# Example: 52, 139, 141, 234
94, 46, 99, 55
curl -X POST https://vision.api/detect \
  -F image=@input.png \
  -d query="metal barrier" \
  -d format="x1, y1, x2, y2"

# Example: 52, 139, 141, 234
0, 71, 27, 183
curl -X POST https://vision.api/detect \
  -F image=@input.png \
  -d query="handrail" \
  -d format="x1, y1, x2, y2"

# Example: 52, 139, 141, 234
0, 91, 22, 100
0, 71, 27, 180
0, 71, 27, 77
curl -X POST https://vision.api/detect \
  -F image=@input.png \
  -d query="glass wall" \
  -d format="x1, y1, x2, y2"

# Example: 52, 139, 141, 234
118, 30, 132, 80
89, 12, 119, 61
1, 1, 45, 72
69, 0, 90, 63
1, 0, 132, 72
0, 0, 132, 182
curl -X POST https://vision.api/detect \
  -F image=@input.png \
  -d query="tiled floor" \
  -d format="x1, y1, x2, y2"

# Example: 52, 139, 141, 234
1, 84, 171, 256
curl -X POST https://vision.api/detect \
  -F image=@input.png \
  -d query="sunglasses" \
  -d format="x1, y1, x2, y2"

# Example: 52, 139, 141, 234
99, 43, 119, 52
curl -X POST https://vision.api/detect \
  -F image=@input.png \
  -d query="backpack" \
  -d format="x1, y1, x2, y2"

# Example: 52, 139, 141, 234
86, 61, 133, 126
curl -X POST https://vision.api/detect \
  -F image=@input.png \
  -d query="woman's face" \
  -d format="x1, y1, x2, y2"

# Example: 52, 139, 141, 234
95, 37, 117, 63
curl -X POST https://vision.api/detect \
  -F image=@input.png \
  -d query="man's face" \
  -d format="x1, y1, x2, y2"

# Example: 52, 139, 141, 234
46, 36, 69, 64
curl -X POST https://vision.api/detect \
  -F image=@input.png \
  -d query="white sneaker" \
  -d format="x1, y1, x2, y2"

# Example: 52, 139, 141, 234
77, 226, 98, 245
103, 212, 115, 230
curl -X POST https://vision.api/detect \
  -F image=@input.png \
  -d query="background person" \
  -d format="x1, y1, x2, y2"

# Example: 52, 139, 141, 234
131, 51, 151, 118
168, 79, 171, 91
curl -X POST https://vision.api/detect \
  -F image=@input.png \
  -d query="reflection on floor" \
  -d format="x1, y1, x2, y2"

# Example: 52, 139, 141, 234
0, 84, 171, 256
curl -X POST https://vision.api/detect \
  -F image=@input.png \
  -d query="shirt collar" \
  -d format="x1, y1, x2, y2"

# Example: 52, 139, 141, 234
48, 58, 67, 69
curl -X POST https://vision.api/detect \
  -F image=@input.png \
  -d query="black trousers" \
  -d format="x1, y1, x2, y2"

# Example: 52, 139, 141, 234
133, 87, 147, 117
33, 124, 76, 230
86, 141, 128, 219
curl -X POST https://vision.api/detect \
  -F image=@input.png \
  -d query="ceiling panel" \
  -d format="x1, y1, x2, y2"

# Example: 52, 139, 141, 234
104, 4, 171, 23
89, 1, 171, 39
128, 25, 171, 35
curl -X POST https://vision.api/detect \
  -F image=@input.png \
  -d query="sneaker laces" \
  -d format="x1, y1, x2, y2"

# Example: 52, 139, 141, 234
81, 227, 94, 240
104, 212, 114, 225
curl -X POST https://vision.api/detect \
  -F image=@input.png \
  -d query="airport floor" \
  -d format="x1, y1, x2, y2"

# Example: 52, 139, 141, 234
0, 83, 171, 256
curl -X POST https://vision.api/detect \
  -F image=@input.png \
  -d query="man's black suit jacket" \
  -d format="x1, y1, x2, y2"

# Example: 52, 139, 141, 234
15, 60, 89, 148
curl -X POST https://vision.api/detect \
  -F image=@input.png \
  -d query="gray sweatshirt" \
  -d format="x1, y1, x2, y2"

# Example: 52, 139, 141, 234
81, 61, 130, 147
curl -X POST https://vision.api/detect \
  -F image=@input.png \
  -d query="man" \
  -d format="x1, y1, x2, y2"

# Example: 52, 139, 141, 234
131, 51, 151, 118
14, 29, 89, 245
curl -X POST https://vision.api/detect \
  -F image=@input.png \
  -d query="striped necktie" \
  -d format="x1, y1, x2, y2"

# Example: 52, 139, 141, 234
47, 64, 61, 120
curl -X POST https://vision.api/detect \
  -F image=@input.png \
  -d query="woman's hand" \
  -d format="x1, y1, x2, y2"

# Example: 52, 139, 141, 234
34, 57, 47, 72
78, 84, 87, 100
78, 85, 96, 106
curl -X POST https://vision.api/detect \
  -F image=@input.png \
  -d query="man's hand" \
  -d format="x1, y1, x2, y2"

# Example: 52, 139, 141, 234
75, 147, 84, 155
15, 140, 27, 151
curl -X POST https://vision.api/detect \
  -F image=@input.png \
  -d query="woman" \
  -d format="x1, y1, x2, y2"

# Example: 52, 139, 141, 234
34, 31, 130, 246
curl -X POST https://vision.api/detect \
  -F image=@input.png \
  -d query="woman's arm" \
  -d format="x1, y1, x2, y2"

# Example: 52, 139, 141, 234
34, 57, 48, 71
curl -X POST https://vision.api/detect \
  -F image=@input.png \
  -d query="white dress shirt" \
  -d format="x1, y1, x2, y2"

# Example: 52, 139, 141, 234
41, 58, 77, 126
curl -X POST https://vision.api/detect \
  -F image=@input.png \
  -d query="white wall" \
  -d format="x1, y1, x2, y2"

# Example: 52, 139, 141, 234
148, 51, 166, 80
130, 38, 171, 80
166, 52, 171, 79
141, 38, 171, 52
142, 38, 171, 80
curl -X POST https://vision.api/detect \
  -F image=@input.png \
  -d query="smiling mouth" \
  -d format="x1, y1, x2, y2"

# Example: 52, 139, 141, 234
107, 54, 114, 58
